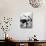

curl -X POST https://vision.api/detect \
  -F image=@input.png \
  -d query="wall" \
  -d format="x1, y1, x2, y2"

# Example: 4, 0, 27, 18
0, 0, 46, 40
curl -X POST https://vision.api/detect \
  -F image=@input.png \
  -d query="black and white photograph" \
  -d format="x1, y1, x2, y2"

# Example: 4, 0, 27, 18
20, 12, 33, 28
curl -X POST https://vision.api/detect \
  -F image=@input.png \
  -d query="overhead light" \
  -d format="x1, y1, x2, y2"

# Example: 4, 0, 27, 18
29, 0, 44, 8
